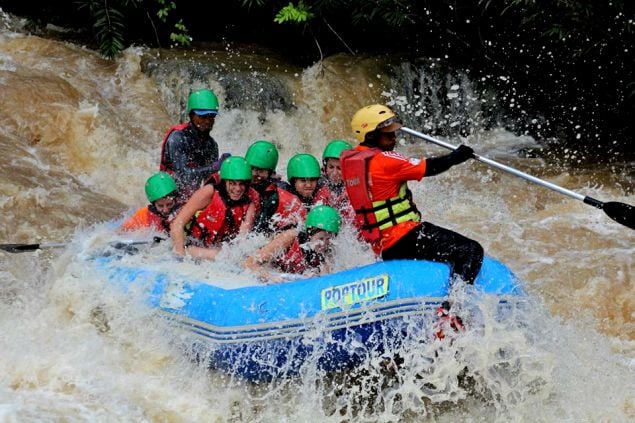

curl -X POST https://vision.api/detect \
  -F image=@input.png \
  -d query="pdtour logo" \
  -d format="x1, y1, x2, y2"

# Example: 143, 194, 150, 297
320, 275, 389, 310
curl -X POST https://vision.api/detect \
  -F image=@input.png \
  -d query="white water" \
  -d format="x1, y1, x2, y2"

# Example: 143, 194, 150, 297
1, 11, 634, 422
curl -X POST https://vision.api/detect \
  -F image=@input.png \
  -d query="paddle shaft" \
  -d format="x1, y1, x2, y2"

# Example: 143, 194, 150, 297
402, 127, 592, 202
0, 242, 69, 253
0, 238, 165, 254
401, 127, 634, 229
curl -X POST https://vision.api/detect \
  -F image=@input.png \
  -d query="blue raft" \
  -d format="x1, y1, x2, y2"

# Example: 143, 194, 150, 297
95, 256, 523, 381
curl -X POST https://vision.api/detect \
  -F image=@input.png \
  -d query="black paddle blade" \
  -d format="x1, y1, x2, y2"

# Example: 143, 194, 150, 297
0, 243, 41, 253
603, 201, 635, 230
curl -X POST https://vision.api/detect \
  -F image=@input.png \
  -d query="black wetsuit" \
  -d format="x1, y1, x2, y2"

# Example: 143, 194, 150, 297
162, 123, 219, 198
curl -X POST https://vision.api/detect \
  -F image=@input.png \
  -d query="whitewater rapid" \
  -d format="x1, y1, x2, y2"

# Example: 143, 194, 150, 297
1, 13, 633, 422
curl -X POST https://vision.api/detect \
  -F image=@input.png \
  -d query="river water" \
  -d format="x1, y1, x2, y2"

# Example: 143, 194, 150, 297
0, 13, 634, 422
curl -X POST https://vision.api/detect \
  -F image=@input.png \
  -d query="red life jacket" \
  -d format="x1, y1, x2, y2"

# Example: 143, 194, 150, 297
313, 184, 333, 207
190, 189, 257, 247
273, 238, 322, 274
159, 122, 189, 173
434, 306, 464, 340
273, 185, 306, 230
318, 177, 355, 225
341, 148, 383, 242
294, 183, 334, 211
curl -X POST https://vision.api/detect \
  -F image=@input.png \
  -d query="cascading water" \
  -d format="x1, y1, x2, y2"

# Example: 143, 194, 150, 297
1, 12, 633, 422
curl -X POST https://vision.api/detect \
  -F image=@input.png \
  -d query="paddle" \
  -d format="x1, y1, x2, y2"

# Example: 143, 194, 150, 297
0, 242, 68, 253
0, 237, 166, 254
401, 127, 635, 230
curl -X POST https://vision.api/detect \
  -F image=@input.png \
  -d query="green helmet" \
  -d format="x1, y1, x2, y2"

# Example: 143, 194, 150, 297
187, 89, 219, 114
287, 153, 321, 180
220, 156, 252, 181
245, 140, 279, 170
145, 172, 177, 203
305, 205, 341, 234
322, 139, 352, 161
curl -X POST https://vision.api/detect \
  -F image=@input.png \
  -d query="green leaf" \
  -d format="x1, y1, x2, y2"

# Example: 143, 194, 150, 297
274, 1, 313, 25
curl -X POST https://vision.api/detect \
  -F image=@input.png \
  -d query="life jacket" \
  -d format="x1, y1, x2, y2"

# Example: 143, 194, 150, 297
159, 122, 189, 173
341, 148, 420, 243
330, 183, 356, 224
272, 185, 306, 230
253, 182, 305, 233
291, 183, 333, 212
434, 305, 464, 340
317, 177, 355, 224
273, 236, 322, 274
313, 184, 333, 207
122, 206, 172, 233
189, 189, 257, 247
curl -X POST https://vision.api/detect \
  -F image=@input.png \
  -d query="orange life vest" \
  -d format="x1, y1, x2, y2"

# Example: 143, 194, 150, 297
341, 148, 421, 246
122, 206, 171, 233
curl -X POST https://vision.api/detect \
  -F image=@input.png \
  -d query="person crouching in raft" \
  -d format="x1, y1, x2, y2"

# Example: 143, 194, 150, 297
170, 156, 259, 260
243, 205, 341, 282
121, 172, 180, 234
341, 104, 484, 285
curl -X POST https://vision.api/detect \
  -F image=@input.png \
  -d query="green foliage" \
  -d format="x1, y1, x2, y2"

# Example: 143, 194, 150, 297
76, 0, 191, 58
156, 0, 176, 21
156, 0, 191, 47
77, 0, 126, 59
170, 19, 191, 46
274, 2, 314, 24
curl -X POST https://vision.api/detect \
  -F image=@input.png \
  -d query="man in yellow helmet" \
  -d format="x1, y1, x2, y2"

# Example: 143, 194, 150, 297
341, 104, 483, 284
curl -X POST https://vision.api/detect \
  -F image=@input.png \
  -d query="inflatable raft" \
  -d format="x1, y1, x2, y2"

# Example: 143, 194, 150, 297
94, 255, 523, 381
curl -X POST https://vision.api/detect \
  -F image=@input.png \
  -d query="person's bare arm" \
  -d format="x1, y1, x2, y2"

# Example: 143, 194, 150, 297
170, 184, 215, 256
182, 245, 221, 260
239, 202, 257, 235
242, 229, 297, 281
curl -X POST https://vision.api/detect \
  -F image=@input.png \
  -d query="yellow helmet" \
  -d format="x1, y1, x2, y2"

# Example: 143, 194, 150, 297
351, 104, 401, 142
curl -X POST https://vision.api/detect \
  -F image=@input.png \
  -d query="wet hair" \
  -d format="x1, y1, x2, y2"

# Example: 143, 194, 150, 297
299, 227, 323, 243
215, 179, 251, 207
361, 130, 381, 146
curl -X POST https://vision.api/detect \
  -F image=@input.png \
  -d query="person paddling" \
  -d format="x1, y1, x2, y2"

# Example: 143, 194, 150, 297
160, 89, 228, 200
245, 140, 305, 234
170, 157, 259, 260
341, 104, 484, 285
121, 172, 180, 234
243, 205, 341, 282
